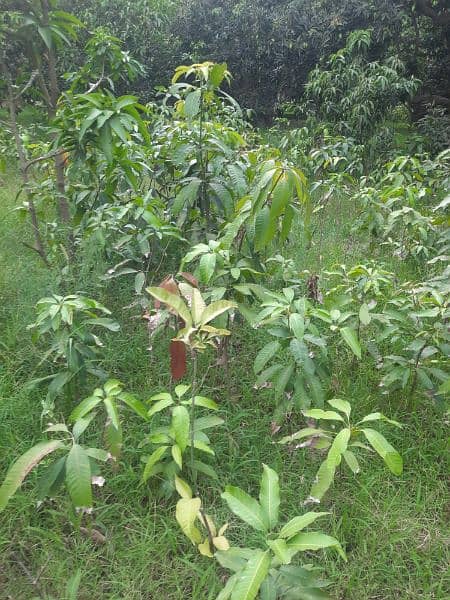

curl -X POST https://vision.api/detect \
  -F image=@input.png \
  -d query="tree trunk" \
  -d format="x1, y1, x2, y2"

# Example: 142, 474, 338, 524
1, 61, 49, 267
40, 0, 72, 230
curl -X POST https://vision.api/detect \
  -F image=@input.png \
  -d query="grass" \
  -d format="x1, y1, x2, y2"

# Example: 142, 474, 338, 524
0, 173, 448, 599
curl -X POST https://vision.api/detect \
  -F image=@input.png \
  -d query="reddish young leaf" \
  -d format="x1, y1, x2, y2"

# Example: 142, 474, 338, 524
154, 275, 179, 308
170, 340, 187, 381
179, 272, 199, 288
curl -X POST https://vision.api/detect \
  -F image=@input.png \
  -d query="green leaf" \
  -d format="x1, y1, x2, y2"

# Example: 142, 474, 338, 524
104, 397, 120, 430
217, 574, 239, 600
359, 303, 371, 325
230, 550, 270, 600
194, 416, 224, 431
327, 399, 351, 419
148, 397, 174, 418
266, 538, 292, 564
327, 428, 351, 466
191, 396, 218, 410
357, 413, 402, 428
38, 25, 53, 49
104, 379, 122, 396
199, 253, 217, 284
171, 405, 190, 452
278, 428, 326, 445
69, 396, 102, 423
184, 89, 201, 118
289, 313, 305, 340
171, 444, 183, 469
65, 444, 92, 509
340, 327, 361, 359
119, 393, 148, 420
259, 576, 277, 600
175, 497, 202, 544
174, 475, 192, 499
172, 179, 201, 216
175, 384, 190, 399
279, 512, 330, 539
105, 420, 122, 460
142, 446, 168, 482
310, 460, 335, 502
192, 460, 219, 480
190, 288, 206, 325
72, 413, 96, 441
215, 548, 254, 572
146, 287, 192, 328
361, 428, 403, 475
209, 63, 228, 87
287, 532, 346, 561
343, 450, 360, 474
254, 206, 270, 251
0, 441, 63, 511
200, 300, 236, 326
221, 486, 267, 532
253, 341, 281, 375
37, 456, 66, 501
135, 272, 145, 295
259, 464, 280, 530
274, 364, 294, 394
302, 409, 344, 422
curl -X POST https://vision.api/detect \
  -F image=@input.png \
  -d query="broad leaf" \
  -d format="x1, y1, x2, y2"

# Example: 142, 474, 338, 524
175, 497, 202, 544
142, 446, 168, 482
221, 486, 267, 532
230, 550, 270, 600
302, 409, 344, 422
267, 538, 292, 564
174, 475, 192, 499
119, 393, 148, 420
340, 327, 361, 359
65, 444, 92, 509
0, 441, 63, 511
287, 532, 346, 561
69, 395, 102, 422
148, 397, 174, 418
327, 399, 351, 419
289, 313, 305, 340
361, 428, 403, 475
254, 341, 281, 375
147, 287, 192, 328
200, 301, 236, 326
171, 405, 190, 452
279, 512, 330, 539
259, 464, 280, 530
343, 450, 360, 474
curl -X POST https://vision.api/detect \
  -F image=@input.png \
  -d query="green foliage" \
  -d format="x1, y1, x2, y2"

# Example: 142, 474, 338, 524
217, 465, 345, 599
0, 414, 112, 513
279, 399, 403, 501
304, 29, 420, 141
28, 294, 119, 414
141, 384, 222, 496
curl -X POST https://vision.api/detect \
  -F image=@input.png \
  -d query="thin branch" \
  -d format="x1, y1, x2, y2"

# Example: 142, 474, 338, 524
13, 70, 39, 100
24, 149, 66, 172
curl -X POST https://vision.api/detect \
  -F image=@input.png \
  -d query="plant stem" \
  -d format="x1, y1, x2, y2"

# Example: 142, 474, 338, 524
189, 350, 198, 492
409, 339, 428, 400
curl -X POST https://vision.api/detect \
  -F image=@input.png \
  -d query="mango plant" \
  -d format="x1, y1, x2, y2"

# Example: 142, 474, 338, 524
216, 465, 345, 599
69, 379, 148, 460
279, 399, 403, 502
28, 294, 119, 414
0, 418, 111, 513
140, 384, 223, 497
